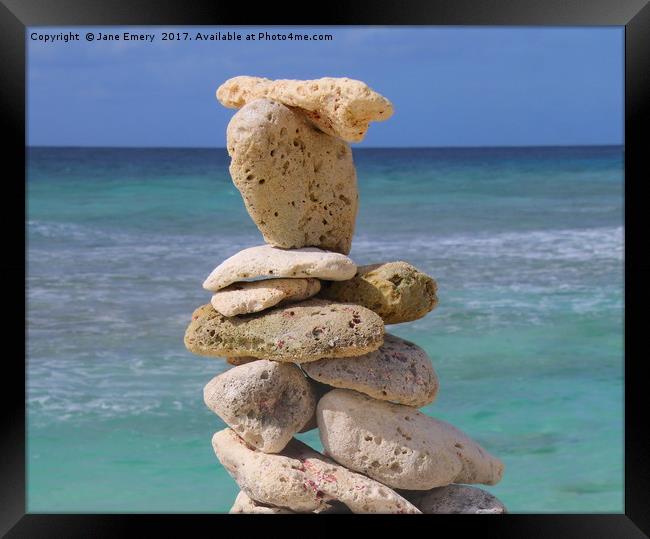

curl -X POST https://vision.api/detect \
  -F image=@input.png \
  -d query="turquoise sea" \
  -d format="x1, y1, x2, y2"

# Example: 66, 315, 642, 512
26, 146, 624, 513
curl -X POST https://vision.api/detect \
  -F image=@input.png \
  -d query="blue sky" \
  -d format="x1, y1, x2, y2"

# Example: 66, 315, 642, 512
27, 26, 623, 148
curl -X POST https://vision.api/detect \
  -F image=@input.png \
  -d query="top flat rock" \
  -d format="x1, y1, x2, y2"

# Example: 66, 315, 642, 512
203, 245, 357, 292
217, 76, 393, 142
213, 428, 420, 514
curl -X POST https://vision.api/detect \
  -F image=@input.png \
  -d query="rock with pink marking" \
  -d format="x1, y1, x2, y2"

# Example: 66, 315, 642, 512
302, 334, 439, 407
184, 299, 384, 363
204, 360, 315, 453
212, 428, 421, 514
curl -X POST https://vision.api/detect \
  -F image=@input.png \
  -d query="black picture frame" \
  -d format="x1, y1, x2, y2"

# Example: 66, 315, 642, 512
3, 0, 648, 535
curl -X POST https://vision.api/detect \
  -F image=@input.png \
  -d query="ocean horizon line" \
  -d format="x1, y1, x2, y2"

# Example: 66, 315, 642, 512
27, 143, 624, 151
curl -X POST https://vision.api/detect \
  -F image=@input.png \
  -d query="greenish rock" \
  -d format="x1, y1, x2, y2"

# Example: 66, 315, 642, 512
184, 299, 384, 363
319, 261, 438, 324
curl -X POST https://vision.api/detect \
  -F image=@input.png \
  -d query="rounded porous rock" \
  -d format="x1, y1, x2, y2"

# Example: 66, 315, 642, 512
217, 76, 394, 143
211, 278, 321, 317
212, 428, 420, 514
302, 334, 439, 407
401, 485, 507, 514
317, 389, 505, 490
319, 261, 438, 324
204, 360, 316, 453
185, 299, 385, 363
226, 99, 358, 254
203, 245, 356, 292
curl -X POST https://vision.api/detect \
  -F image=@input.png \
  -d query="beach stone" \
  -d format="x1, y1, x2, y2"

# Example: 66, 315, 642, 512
217, 76, 393, 143
185, 299, 384, 363
302, 334, 439, 407
230, 491, 295, 514
226, 99, 358, 254
211, 278, 321, 317
212, 428, 421, 514
203, 245, 356, 292
204, 360, 316, 453
317, 389, 504, 490
401, 485, 507, 514
319, 261, 438, 324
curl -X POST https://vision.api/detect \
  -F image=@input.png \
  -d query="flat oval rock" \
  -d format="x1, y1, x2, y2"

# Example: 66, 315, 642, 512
184, 299, 384, 363
319, 261, 438, 324
302, 334, 439, 407
204, 360, 316, 453
227, 99, 358, 254
317, 389, 504, 490
211, 278, 321, 317
217, 76, 393, 143
203, 245, 357, 292
212, 428, 420, 514
400, 485, 507, 514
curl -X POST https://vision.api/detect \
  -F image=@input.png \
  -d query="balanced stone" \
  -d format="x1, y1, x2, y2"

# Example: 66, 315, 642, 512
203, 245, 356, 292
230, 491, 295, 514
401, 485, 507, 514
211, 278, 321, 317
184, 299, 384, 363
213, 428, 420, 514
217, 76, 394, 142
302, 334, 438, 407
204, 360, 316, 453
317, 389, 504, 490
319, 261, 438, 324
226, 99, 358, 254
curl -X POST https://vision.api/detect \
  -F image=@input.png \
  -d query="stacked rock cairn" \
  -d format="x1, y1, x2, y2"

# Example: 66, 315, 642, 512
184, 76, 506, 514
